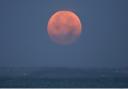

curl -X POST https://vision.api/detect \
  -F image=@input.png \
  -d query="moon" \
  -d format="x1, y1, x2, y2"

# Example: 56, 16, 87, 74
47, 10, 82, 45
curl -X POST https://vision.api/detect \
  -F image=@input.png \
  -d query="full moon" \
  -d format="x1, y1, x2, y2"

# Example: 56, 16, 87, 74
47, 10, 82, 45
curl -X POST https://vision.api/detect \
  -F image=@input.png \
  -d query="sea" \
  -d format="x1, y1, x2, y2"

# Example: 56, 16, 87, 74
0, 67, 128, 88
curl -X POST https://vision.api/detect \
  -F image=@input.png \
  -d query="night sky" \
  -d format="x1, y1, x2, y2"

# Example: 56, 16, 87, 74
0, 0, 128, 68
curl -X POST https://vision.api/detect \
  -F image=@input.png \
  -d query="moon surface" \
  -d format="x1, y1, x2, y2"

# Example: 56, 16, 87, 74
47, 10, 82, 45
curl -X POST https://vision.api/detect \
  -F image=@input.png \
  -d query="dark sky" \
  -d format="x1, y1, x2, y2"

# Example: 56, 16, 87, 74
0, 0, 128, 68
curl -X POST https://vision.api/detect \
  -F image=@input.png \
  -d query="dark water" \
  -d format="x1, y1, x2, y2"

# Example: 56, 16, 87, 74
0, 67, 128, 88
0, 77, 128, 88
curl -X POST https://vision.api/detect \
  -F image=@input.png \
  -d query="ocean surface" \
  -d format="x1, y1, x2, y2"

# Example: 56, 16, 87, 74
0, 67, 128, 88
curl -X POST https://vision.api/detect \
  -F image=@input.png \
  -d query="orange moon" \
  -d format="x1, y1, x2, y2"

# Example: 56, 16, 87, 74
47, 10, 82, 45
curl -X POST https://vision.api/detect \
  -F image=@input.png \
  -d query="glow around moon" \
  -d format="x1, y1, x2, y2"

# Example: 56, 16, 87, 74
47, 10, 82, 45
